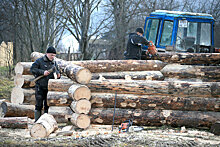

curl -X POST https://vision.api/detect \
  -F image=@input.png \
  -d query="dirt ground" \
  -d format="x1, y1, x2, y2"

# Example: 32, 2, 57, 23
0, 123, 220, 147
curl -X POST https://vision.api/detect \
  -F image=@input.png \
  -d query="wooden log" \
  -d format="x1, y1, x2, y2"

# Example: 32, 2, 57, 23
161, 64, 220, 82
0, 100, 7, 117
64, 64, 92, 84
48, 106, 73, 123
11, 87, 24, 104
30, 113, 58, 138
11, 87, 35, 105
47, 91, 72, 106
14, 62, 33, 75
0, 117, 28, 129
70, 113, 90, 129
48, 79, 220, 98
89, 108, 220, 128
91, 93, 220, 112
15, 62, 92, 85
68, 84, 91, 101
70, 99, 91, 114
5, 102, 35, 119
14, 74, 35, 88
31, 52, 167, 72
92, 71, 164, 80
142, 52, 220, 65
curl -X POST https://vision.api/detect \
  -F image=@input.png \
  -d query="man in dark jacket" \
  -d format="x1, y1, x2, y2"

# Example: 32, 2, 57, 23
30, 46, 60, 122
124, 27, 150, 60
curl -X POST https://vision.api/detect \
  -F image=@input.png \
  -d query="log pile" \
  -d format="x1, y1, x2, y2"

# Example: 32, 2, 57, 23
2, 51, 220, 136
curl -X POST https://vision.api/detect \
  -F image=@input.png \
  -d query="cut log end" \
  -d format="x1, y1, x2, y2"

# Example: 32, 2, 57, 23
15, 62, 24, 75
70, 99, 91, 114
68, 85, 91, 101
70, 114, 90, 129
76, 68, 92, 84
14, 74, 24, 88
30, 123, 47, 138
11, 87, 24, 104
0, 101, 7, 117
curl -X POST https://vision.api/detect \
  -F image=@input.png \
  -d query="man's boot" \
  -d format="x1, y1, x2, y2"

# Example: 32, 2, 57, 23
34, 110, 41, 122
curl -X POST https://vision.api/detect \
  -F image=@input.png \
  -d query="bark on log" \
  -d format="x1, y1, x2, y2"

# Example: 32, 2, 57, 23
64, 64, 92, 84
161, 64, 220, 82
48, 79, 220, 98
70, 99, 91, 114
68, 84, 91, 101
5, 102, 35, 118
0, 101, 7, 117
89, 108, 220, 128
31, 52, 167, 72
0, 117, 28, 129
91, 93, 220, 112
47, 91, 72, 106
30, 113, 58, 138
11, 87, 35, 105
142, 52, 220, 65
70, 113, 90, 129
48, 106, 73, 123
92, 71, 164, 80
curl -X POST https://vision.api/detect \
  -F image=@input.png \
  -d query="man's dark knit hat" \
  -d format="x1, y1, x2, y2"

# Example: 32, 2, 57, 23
46, 46, 56, 54
136, 27, 144, 34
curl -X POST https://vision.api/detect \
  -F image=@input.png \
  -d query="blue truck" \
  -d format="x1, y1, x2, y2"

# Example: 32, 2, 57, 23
143, 10, 219, 53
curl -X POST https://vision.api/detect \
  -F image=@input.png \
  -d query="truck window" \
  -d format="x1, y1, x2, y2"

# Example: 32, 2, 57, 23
200, 23, 211, 46
144, 19, 160, 44
159, 21, 173, 46
176, 21, 211, 51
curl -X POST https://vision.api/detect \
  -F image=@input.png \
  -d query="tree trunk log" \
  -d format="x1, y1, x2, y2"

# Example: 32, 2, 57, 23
14, 74, 35, 88
0, 101, 7, 117
31, 52, 167, 72
68, 84, 91, 101
64, 64, 92, 84
90, 93, 220, 112
70, 99, 91, 114
15, 61, 92, 84
15, 62, 33, 75
48, 106, 73, 123
11, 87, 24, 104
47, 91, 72, 106
70, 113, 90, 129
92, 71, 164, 80
30, 113, 58, 138
5, 102, 35, 118
11, 87, 35, 105
48, 79, 220, 98
0, 117, 28, 129
89, 108, 220, 128
142, 52, 220, 65
161, 64, 220, 82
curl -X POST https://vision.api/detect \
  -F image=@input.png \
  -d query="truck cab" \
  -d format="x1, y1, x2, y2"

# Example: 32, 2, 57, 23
143, 10, 215, 53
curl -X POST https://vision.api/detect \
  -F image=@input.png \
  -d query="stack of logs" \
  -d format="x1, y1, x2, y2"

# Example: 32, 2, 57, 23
0, 52, 220, 135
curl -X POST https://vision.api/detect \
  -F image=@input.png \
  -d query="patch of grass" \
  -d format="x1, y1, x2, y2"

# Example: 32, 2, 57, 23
0, 77, 14, 99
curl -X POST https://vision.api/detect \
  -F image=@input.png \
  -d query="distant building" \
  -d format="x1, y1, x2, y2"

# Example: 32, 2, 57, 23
0, 41, 13, 67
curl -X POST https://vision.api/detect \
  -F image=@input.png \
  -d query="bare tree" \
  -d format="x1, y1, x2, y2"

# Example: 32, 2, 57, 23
60, 0, 109, 60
